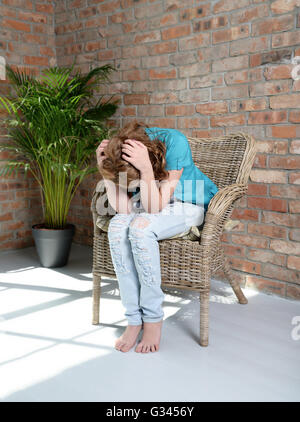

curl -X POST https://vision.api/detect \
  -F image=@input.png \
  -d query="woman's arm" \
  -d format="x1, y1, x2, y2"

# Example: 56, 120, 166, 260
96, 139, 133, 214
103, 179, 133, 214
120, 138, 183, 213
140, 167, 183, 213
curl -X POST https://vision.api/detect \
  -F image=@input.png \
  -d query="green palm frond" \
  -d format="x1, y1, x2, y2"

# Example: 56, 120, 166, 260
5, 64, 36, 88
0, 95, 18, 114
83, 102, 119, 121
0, 62, 118, 228
0, 160, 32, 177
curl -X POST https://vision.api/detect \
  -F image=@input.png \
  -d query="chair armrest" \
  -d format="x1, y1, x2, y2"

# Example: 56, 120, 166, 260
91, 179, 105, 214
200, 183, 248, 248
90, 179, 108, 235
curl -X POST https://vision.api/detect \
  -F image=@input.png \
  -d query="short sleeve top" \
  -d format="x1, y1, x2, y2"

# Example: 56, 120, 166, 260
144, 127, 219, 212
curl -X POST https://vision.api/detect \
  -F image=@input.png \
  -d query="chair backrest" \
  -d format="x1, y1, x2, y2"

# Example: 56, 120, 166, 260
188, 131, 257, 190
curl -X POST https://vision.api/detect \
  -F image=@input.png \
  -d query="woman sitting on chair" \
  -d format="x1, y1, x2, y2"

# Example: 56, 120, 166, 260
96, 120, 218, 354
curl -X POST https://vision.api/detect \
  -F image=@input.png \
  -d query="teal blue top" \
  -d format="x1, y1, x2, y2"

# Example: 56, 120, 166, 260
144, 127, 219, 212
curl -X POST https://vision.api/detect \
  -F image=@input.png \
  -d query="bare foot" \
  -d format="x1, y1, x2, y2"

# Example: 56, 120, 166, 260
135, 320, 163, 353
115, 324, 143, 352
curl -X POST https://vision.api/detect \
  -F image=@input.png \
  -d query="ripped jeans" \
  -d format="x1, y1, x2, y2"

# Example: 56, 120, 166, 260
107, 196, 205, 325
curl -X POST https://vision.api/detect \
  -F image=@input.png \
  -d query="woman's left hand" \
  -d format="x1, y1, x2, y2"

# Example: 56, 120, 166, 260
121, 139, 153, 173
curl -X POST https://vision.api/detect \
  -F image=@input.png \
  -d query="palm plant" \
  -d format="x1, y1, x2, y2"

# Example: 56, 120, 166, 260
0, 61, 119, 229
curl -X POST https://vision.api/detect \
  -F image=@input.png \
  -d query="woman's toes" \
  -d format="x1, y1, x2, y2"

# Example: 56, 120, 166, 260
135, 343, 142, 353
135, 342, 160, 353
116, 343, 124, 351
121, 344, 130, 352
114, 341, 121, 350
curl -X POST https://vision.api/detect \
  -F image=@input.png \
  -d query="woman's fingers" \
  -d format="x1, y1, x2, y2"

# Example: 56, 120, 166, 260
123, 141, 135, 149
122, 140, 139, 158
96, 148, 105, 158
97, 142, 108, 151
96, 147, 104, 156
96, 139, 111, 170
125, 139, 145, 149
96, 139, 110, 156
122, 153, 133, 162
122, 145, 134, 155
96, 147, 107, 164
124, 139, 141, 148
97, 139, 110, 152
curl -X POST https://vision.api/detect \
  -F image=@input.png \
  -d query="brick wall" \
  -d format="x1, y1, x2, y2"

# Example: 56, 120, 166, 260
1, 0, 300, 300
0, 0, 56, 249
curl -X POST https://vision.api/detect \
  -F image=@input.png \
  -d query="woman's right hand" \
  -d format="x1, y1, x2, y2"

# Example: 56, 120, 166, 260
96, 139, 110, 168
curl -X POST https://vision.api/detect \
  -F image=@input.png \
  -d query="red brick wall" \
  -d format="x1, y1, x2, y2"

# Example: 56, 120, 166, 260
0, 0, 55, 249
1, 0, 300, 300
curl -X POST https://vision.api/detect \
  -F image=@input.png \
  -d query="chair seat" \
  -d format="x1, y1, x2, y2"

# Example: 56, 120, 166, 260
95, 214, 236, 241
96, 215, 239, 241
94, 177, 235, 241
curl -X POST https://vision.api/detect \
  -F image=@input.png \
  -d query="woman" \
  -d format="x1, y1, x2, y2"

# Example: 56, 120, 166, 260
96, 121, 218, 354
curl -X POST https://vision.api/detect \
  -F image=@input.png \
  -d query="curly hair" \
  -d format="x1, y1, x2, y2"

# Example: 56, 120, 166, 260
99, 120, 169, 191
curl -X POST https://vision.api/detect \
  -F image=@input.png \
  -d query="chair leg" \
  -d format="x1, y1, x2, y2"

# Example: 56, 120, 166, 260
200, 291, 209, 347
92, 274, 101, 325
223, 255, 248, 304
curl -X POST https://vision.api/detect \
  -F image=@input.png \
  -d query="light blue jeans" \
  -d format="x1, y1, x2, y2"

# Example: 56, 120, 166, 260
107, 195, 205, 325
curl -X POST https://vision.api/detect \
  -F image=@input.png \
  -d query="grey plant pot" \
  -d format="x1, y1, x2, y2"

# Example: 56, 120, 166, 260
32, 223, 75, 268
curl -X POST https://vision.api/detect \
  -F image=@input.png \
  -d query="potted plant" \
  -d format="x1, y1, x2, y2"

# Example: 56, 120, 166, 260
0, 61, 119, 267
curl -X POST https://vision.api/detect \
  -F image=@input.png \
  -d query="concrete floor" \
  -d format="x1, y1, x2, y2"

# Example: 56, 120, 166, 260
0, 243, 299, 402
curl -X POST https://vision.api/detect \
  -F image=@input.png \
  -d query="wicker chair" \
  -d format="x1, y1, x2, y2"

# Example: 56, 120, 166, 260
90, 132, 257, 347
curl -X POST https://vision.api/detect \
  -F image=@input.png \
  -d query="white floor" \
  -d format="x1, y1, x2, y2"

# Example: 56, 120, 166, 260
0, 243, 299, 402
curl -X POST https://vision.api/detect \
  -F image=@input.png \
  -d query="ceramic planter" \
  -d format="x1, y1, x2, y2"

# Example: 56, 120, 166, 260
32, 223, 75, 268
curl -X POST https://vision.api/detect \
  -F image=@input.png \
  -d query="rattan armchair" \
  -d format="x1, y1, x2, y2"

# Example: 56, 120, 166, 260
90, 132, 257, 346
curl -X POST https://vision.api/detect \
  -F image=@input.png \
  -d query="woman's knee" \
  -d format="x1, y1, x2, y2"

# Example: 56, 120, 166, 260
128, 215, 153, 239
184, 205, 205, 227
128, 215, 160, 286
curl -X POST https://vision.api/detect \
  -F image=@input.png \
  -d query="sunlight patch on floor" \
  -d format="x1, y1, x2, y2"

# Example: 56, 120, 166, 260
0, 332, 111, 399
0, 245, 299, 402
1, 266, 91, 292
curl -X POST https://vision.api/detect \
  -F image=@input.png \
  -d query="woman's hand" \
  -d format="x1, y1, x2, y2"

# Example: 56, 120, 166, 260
96, 139, 110, 170
121, 139, 152, 173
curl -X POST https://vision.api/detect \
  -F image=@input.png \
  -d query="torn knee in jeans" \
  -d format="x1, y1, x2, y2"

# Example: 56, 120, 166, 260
128, 217, 158, 286
129, 216, 151, 230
